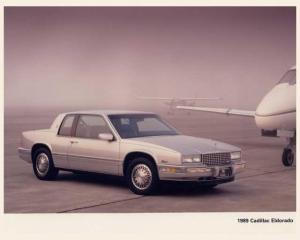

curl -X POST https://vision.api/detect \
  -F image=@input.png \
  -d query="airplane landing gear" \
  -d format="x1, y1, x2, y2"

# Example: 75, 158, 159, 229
282, 148, 294, 166
282, 136, 296, 167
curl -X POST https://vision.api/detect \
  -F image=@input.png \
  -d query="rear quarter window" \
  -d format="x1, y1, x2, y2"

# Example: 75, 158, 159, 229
58, 115, 75, 136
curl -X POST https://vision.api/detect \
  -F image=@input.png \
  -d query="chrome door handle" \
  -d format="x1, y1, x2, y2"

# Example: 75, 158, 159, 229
70, 140, 78, 144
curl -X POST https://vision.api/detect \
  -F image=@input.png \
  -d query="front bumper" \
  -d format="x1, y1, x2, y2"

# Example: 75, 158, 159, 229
18, 147, 32, 164
158, 161, 245, 182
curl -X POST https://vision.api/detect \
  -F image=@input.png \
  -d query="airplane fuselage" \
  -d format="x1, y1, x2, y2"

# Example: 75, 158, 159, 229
255, 79, 296, 132
175, 66, 296, 167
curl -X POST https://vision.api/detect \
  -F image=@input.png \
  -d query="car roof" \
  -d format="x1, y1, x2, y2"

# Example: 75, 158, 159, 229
63, 110, 155, 116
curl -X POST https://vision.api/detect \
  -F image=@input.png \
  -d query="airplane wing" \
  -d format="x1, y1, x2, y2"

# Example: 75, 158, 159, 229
136, 97, 221, 101
176, 105, 256, 117
136, 97, 174, 100
178, 97, 221, 101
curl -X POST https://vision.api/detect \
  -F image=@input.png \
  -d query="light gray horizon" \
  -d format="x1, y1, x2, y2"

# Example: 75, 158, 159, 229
4, 7, 296, 112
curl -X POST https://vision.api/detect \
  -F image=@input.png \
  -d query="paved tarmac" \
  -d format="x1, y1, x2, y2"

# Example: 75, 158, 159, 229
4, 109, 296, 213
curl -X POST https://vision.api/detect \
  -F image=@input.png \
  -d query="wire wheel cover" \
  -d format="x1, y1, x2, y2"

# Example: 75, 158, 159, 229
131, 164, 153, 190
36, 153, 50, 176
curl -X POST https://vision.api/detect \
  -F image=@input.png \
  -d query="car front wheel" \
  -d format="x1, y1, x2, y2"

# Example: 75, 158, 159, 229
126, 158, 159, 195
33, 148, 59, 180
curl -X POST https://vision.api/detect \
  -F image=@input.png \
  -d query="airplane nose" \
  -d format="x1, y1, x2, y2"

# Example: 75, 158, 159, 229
255, 89, 276, 117
255, 83, 295, 117
255, 93, 274, 117
255, 83, 296, 130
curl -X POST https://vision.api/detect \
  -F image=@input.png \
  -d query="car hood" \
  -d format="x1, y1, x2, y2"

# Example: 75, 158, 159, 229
128, 135, 240, 155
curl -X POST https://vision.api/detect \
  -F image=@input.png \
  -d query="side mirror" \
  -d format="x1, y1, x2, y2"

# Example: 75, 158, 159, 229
98, 133, 114, 141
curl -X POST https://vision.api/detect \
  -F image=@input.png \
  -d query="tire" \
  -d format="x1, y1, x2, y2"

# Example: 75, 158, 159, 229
126, 157, 159, 195
199, 184, 217, 190
282, 148, 294, 167
199, 184, 218, 192
32, 147, 59, 180
72, 170, 88, 174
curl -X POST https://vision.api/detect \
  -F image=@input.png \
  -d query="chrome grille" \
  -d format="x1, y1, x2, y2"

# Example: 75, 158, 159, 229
201, 152, 231, 166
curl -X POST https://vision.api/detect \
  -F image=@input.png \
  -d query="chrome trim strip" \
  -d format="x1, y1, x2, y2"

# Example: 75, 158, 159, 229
157, 164, 187, 168
52, 152, 67, 156
255, 110, 296, 117
52, 152, 120, 163
67, 154, 119, 175
18, 147, 30, 152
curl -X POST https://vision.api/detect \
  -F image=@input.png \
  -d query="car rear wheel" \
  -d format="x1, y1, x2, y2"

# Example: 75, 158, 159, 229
33, 148, 59, 180
126, 158, 159, 195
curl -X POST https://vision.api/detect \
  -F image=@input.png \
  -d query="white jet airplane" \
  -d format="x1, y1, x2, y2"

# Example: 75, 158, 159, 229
176, 66, 296, 167
137, 96, 220, 114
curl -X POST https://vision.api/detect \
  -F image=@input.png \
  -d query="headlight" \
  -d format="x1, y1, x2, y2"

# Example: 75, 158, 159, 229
193, 156, 201, 163
182, 156, 193, 163
230, 151, 241, 160
182, 155, 202, 164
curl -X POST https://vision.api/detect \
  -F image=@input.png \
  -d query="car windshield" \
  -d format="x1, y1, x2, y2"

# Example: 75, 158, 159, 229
278, 69, 296, 85
108, 114, 179, 139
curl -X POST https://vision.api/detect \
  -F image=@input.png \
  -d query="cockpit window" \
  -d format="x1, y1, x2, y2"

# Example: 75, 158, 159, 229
278, 69, 296, 85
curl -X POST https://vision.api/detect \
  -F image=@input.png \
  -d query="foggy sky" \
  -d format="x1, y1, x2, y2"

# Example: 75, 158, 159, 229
4, 7, 296, 110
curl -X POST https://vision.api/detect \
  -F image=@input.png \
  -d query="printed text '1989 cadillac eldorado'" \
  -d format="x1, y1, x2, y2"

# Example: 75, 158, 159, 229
18, 110, 245, 195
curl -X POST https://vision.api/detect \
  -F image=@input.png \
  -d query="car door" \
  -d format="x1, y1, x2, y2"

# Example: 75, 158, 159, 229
51, 114, 76, 169
68, 114, 120, 175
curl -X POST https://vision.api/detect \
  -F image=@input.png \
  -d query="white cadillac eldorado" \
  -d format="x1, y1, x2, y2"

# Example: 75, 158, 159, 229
18, 110, 245, 195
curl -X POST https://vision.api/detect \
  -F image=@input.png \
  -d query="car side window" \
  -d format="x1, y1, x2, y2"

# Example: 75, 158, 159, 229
75, 115, 111, 139
58, 115, 75, 136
